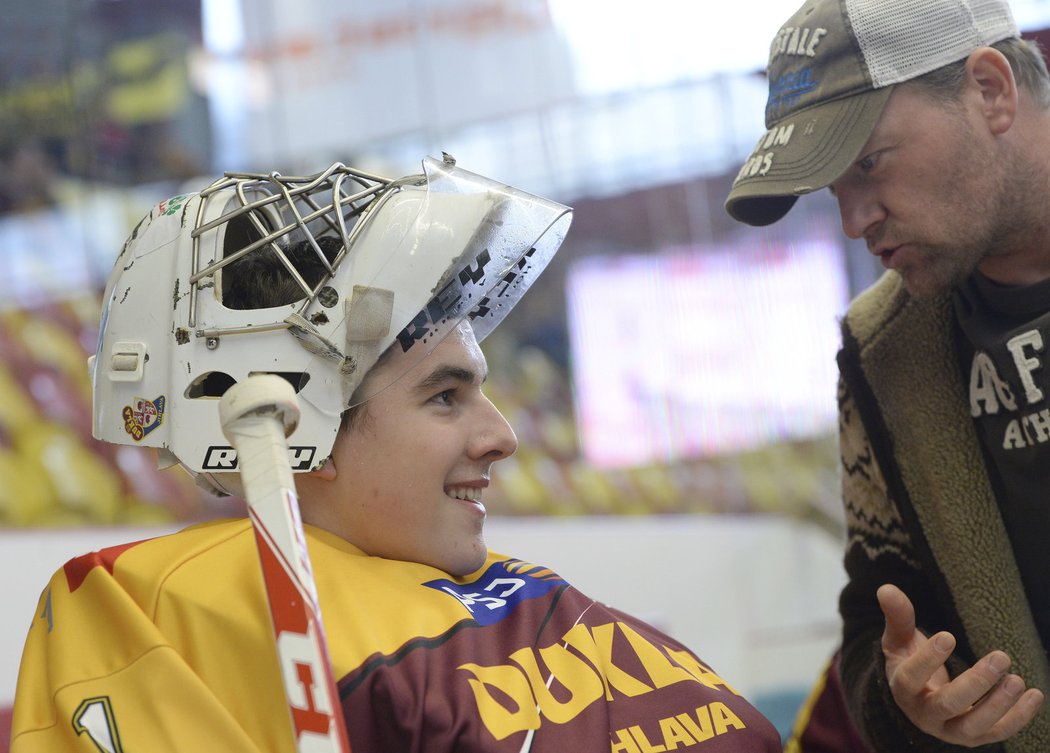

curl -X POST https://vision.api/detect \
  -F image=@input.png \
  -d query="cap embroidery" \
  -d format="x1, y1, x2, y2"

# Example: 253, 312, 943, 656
734, 124, 796, 183
768, 67, 820, 118
770, 26, 827, 59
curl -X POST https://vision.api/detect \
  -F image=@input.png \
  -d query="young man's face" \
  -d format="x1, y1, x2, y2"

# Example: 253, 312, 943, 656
301, 320, 518, 576
828, 82, 1019, 297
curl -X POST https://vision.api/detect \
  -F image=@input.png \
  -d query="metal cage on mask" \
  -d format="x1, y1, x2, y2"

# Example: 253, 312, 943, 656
90, 155, 573, 480
187, 161, 414, 340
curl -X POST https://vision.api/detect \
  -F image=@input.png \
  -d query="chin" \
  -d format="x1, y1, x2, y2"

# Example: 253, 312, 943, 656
900, 272, 952, 299
443, 540, 488, 577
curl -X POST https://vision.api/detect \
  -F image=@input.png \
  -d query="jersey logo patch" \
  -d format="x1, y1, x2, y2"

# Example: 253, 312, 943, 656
424, 559, 566, 626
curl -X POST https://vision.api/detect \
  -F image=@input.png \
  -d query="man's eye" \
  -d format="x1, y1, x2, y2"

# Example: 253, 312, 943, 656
858, 154, 877, 171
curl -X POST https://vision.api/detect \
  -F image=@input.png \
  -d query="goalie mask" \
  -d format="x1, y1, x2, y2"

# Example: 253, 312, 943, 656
90, 155, 573, 483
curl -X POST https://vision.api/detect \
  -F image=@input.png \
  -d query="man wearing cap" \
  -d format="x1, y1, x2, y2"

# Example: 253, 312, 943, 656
726, 0, 1050, 751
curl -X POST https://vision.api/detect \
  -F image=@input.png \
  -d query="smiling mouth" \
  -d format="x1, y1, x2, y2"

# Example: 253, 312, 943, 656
448, 486, 483, 504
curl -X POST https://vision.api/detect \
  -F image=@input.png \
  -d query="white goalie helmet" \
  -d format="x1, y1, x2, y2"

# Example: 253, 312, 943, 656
90, 154, 573, 486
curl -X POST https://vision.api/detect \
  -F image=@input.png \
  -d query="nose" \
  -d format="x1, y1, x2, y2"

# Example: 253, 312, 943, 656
471, 396, 518, 461
832, 180, 885, 241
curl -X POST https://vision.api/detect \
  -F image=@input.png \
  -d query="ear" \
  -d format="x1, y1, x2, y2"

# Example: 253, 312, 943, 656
966, 46, 1017, 135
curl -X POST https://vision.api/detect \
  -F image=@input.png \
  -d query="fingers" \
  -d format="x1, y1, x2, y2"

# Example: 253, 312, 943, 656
889, 630, 955, 696
878, 583, 953, 697
889, 649, 1044, 745
877, 583, 918, 652
921, 650, 1013, 719
986, 686, 1045, 742
875, 583, 1045, 745
944, 676, 1044, 744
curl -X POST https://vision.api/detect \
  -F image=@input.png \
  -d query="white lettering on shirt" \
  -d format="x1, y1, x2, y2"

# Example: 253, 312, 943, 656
969, 351, 1017, 416
1006, 330, 1045, 404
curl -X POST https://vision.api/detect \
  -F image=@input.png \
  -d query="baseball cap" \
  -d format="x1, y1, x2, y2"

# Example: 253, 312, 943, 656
725, 0, 1019, 226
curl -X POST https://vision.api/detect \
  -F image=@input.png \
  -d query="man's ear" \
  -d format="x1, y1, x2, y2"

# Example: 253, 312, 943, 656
966, 46, 1017, 135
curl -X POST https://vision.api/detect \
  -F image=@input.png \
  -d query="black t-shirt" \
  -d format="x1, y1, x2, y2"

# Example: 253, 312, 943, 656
953, 272, 1050, 650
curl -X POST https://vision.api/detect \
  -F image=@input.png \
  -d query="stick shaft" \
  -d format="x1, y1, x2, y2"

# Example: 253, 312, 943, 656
227, 413, 351, 753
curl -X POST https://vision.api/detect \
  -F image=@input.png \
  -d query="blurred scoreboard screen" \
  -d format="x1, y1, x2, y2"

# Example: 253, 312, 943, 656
567, 238, 848, 467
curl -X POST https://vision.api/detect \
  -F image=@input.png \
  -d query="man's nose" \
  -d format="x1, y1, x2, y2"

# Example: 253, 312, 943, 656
832, 182, 884, 241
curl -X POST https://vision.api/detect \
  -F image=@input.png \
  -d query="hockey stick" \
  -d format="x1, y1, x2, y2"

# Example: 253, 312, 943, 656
219, 374, 351, 753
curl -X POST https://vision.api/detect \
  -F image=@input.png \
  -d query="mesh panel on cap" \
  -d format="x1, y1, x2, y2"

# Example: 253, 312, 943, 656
970, 0, 1021, 37
847, 0, 1018, 88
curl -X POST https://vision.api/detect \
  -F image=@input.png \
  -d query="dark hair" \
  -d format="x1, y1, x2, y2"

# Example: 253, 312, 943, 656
222, 235, 343, 310
908, 37, 1050, 109
222, 232, 392, 428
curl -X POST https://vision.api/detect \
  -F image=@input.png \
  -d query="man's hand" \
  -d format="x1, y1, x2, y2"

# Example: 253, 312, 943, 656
878, 583, 1045, 746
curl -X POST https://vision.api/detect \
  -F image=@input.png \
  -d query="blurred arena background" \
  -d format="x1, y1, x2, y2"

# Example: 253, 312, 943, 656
5, 0, 1050, 746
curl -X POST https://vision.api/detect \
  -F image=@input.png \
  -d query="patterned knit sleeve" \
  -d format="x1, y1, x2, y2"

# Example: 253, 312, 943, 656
836, 376, 980, 753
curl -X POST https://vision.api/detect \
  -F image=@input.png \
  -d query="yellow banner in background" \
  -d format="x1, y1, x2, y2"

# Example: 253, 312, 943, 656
105, 33, 189, 125
0, 31, 191, 138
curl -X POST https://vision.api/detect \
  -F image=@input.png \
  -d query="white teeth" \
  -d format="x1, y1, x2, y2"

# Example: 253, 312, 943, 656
449, 487, 481, 502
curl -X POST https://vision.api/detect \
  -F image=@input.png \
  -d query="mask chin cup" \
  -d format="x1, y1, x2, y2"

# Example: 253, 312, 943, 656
193, 470, 237, 498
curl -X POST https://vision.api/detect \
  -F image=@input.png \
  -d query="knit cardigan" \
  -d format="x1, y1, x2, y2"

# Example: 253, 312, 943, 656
835, 271, 1050, 753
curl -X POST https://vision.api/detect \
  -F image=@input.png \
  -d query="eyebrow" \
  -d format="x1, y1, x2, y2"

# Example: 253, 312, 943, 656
415, 364, 486, 391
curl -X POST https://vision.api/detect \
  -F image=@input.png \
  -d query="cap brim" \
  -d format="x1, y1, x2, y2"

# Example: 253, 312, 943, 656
725, 86, 893, 226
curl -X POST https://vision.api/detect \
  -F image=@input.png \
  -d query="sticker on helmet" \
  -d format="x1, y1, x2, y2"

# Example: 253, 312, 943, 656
157, 194, 190, 216
122, 396, 166, 442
